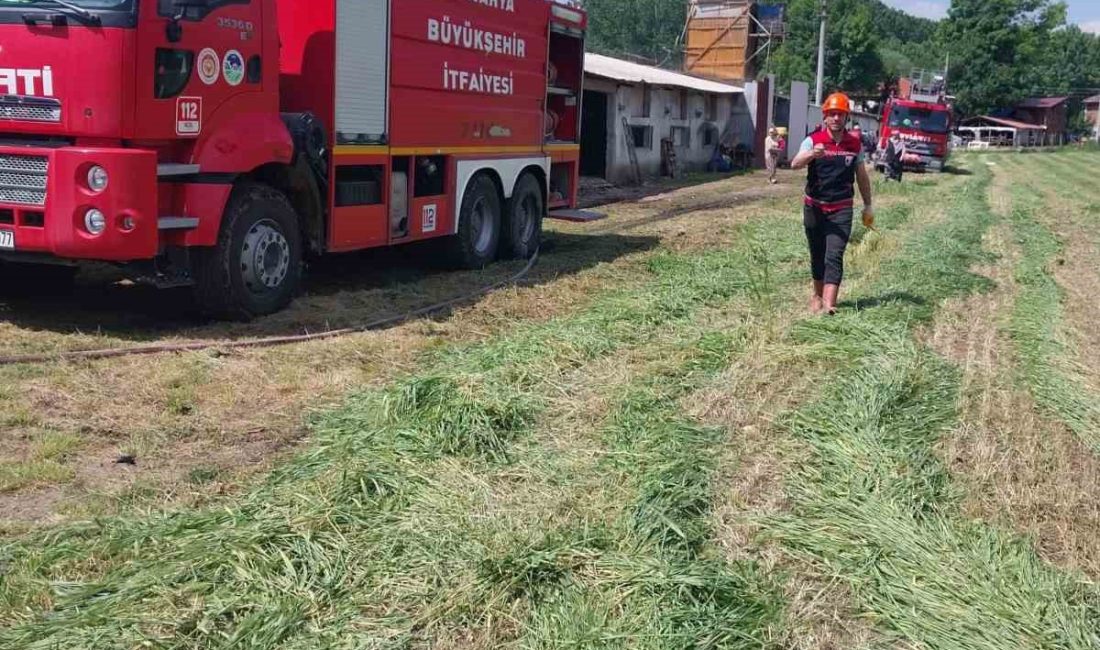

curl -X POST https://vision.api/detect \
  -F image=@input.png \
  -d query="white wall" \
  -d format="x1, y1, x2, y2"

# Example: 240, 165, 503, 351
744, 81, 761, 134
788, 81, 809, 159
586, 76, 739, 184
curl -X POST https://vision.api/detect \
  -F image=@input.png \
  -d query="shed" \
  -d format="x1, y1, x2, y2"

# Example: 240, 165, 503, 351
1013, 97, 1068, 145
582, 53, 747, 183
958, 115, 1046, 147
1084, 94, 1100, 128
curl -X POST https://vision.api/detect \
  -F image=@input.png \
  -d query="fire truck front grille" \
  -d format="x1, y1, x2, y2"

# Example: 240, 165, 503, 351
0, 97, 61, 123
905, 142, 934, 156
0, 154, 48, 206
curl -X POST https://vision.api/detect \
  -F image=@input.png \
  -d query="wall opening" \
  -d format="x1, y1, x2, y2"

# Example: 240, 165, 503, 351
581, 90, 610, 178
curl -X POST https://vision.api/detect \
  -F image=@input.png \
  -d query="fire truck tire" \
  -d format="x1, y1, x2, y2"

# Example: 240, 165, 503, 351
192, 183, 303, 321
500, 173, 543, 260
449, 174, 501, 269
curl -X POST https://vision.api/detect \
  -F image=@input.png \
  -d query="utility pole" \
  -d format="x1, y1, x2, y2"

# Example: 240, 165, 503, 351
815, 0, 827, 105
943, 52, 950, 92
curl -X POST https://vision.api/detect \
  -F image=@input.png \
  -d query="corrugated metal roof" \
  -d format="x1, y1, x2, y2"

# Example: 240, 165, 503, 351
1017, 96, 1068, 109
585, 53, 743, 94
1084, 94, 1100, 105
689, 0, 751, 19
962, 115, 1046, 130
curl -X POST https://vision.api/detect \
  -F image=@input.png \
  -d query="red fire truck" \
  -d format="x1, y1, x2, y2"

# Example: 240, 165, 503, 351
876, 70, 953, 173
0, 0, 587, 319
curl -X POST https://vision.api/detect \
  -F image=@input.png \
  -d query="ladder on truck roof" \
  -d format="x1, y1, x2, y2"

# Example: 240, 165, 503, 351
906, 68, 947, 104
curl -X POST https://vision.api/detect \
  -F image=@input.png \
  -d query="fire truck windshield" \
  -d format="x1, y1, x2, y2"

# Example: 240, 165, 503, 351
889, 105, 949, 134
0, 0, 133, 25
0, 0, 127, 6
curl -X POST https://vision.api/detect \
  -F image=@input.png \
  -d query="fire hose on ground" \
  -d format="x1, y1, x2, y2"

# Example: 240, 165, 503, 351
0, 250, 540, 366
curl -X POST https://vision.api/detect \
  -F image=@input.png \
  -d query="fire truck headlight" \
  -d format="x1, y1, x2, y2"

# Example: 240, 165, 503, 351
86, 165, 109, 192
84, 208, 107, 235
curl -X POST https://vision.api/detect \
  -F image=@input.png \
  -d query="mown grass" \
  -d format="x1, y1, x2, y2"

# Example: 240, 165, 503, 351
6, 158, 1096, 649
0, 206, 816, 647
764, 161, 1100, 647
1004, 188, 1100, 451
987, 154, 1100, 452
503, 330, 788, 649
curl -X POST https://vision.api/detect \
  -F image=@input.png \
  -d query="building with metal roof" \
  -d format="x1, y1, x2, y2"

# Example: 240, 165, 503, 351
1013, 97, 1068, 145
581, 53, 753, 184
959, 115, 1047, 147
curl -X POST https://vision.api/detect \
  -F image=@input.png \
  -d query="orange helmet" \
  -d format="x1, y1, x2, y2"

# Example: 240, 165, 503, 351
822, 92, 852, 114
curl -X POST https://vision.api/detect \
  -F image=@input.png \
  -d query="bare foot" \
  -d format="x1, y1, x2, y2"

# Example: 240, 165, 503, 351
810, 296, 824, 314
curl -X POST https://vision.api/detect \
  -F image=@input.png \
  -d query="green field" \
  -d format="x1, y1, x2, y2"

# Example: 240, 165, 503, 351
2, 151, 1100, 649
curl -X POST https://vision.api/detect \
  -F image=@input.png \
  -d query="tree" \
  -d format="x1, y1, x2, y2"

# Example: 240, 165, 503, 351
585, 0, 686, 65
832, 5, 885, 92
763, 0, 893, 96
939, 0, 1068, 115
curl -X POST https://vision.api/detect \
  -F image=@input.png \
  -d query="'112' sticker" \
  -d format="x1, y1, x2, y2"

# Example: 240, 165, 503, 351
422, 204, 438, 233
176, 97, 202, 136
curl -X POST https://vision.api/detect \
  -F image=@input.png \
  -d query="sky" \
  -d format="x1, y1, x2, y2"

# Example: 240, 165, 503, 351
879, 0, 1100, 33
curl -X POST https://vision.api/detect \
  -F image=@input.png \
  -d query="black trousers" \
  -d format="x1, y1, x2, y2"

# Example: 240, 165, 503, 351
803, 205, 853, 285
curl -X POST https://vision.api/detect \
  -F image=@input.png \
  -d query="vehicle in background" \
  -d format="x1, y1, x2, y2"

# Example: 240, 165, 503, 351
875, 69, 953, 173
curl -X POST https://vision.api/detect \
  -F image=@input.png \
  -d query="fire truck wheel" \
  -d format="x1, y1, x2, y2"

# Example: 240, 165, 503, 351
500, 173, 543, 260
449, 174, 501, 269
192, 184, 302, 321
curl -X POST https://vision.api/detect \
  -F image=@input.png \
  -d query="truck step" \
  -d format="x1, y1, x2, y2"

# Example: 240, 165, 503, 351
547, 209, 606, 223
157, 164, 200, 178
158, 217, 199, 230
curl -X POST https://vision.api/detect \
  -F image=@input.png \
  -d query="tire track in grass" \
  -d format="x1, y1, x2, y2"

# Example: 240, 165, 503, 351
763, 162, 1100, 648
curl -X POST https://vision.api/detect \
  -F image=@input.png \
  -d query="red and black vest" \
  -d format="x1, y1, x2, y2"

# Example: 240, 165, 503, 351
804, 129, 863, 212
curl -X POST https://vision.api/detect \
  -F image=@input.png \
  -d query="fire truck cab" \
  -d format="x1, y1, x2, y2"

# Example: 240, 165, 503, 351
0, 0, 587, 319
876, 70, 953, 173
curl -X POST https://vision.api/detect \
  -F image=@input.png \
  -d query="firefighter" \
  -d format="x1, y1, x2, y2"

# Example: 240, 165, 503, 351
790, 92, 874, 315
883, 133, 905, 182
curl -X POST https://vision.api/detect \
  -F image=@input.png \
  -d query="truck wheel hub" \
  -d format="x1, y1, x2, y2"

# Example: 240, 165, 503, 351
242, 221, 290, 291
471, 197, 493, 254
517, 193, 537, 241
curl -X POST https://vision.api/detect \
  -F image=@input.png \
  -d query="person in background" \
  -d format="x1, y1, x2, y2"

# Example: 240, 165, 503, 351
789, 92, 874, 316
851, 124, 874, 154
765, 126, 782, 184
884, 132, 905, 182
